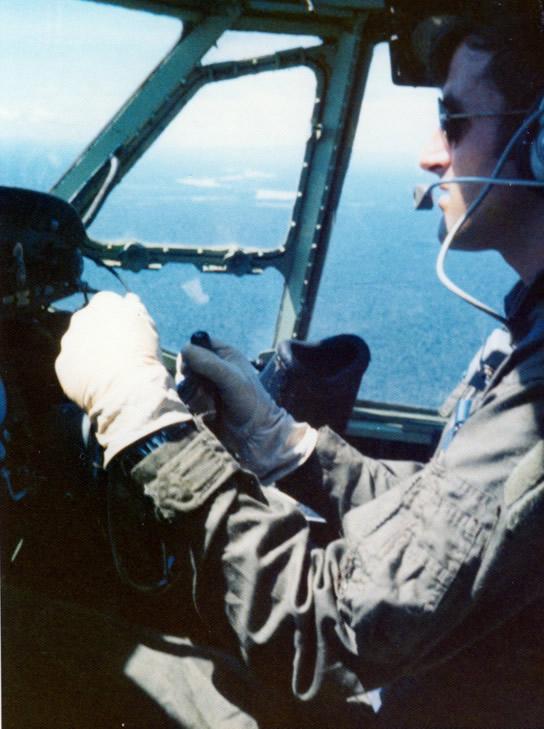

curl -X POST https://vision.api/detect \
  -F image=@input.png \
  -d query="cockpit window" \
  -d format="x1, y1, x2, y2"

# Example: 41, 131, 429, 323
0, 0, 180, 191
87, 66, 317, 251
309, 44, 516, 408
78, 31, 319, 357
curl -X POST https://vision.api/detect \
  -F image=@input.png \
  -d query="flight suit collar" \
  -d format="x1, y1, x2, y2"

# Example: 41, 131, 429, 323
504, 269, 544, 342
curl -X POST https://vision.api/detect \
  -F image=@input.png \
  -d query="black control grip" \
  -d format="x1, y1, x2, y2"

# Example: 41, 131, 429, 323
190, 330, 213, 350
178, 330, 219, 422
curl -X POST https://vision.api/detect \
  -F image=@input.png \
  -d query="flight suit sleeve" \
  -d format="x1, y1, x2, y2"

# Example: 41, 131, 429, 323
276, 426, 425, 530
130, 416, 500, 699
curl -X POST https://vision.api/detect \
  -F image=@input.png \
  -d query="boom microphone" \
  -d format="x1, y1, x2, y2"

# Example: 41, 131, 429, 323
414, 175, 544, 210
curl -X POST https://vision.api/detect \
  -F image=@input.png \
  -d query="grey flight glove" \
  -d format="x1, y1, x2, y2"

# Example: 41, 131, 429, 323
179, 337, 317, 484
55, 292, 193, 466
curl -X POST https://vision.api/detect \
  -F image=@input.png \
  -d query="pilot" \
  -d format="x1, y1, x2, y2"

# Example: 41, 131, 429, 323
55, 9, 544, 729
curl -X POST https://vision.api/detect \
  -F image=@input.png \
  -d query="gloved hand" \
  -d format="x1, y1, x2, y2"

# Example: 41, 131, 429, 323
55, 292, 192, 466
179, 338, 317, 484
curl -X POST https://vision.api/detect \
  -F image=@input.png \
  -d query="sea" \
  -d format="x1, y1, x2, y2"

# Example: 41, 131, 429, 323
2, 142, 517, 410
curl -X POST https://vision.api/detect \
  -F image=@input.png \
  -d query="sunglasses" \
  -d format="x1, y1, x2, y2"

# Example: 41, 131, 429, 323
438, 97, 530, 145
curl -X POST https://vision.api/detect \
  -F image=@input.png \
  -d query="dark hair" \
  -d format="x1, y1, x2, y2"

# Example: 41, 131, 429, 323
430, 15, 544, 110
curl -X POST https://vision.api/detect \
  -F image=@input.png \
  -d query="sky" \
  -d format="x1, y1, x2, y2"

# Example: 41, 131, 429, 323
0, 0, 438, 165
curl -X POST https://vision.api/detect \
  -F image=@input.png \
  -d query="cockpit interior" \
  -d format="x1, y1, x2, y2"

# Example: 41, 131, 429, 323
0, 1, 525, 726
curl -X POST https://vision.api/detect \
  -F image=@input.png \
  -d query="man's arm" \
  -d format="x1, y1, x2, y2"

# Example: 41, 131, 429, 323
180, 337, 424, 528
55, 293, 544, 704
131, 421, 498, 700
131, 364, 544, 700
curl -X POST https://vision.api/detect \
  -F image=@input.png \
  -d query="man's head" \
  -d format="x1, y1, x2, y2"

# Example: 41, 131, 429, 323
419, 14, 544, 280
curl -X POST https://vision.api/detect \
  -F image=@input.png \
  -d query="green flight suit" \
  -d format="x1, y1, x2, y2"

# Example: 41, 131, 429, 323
130, 274, 544, 728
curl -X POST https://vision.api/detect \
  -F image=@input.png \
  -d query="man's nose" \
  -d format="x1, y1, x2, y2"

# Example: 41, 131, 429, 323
419, 128, 450, 175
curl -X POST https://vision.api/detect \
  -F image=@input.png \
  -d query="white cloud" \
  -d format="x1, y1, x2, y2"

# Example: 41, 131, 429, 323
222, 169, 275, 182
176, 177, 222, 188
189, 195, 235, 203
178, 171, 276, 190
256, 189, 297, 201
181, 277, 210, 305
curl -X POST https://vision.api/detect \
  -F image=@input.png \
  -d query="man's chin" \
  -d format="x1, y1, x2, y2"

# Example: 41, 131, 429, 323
437, 215, 484, 251
438, 214, 470, 247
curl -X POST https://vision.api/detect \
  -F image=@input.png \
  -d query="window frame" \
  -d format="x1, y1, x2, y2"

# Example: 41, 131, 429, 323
49, 10, 377, 348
